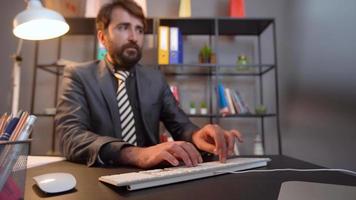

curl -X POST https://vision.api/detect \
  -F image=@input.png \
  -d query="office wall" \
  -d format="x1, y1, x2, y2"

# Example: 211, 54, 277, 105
281, 0, 356, 170
0, 1, 25, 114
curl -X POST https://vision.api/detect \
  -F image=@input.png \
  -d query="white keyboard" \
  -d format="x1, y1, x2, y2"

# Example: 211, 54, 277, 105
99, 157, 271, 191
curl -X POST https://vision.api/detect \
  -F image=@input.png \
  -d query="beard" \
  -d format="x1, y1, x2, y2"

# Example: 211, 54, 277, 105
108, 42, 142, 70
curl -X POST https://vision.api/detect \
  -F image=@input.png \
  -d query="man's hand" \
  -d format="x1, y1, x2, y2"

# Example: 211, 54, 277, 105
118, 141, 203, 169
192, 124, 243, 163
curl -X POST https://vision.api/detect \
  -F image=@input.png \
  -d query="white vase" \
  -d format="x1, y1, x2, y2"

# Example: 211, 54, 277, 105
189, 108, 196, 115
200, 108, 207, 115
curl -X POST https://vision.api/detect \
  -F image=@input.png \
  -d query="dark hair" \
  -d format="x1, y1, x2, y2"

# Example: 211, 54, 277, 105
96, 0, 146, 32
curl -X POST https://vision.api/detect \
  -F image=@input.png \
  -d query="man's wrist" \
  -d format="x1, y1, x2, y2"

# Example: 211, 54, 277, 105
118, 146, 143, 167
99, 142, 131, 165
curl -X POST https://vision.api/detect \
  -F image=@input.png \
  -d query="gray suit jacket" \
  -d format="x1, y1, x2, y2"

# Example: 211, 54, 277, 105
55, 60, 198, 166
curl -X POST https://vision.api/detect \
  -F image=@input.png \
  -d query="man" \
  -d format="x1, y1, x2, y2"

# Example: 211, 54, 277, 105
55, 0, 242, 168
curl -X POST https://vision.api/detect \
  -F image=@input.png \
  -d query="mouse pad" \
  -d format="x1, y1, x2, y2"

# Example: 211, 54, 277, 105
278, 181, 356, 200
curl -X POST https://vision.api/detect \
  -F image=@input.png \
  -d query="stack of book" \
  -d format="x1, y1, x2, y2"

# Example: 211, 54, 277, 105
217, 82, 249, 116
170, 85, 180, 104
0, 111, 37, 142
158, 26, 183, 64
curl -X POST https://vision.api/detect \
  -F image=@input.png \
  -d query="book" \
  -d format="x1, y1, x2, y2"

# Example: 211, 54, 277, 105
231, 90, 249, 114
225, 88, 236, 114
217, 82, 229, 115
169, 27, 179, 64
170, 85, 180, 104
158, 26, 170, 64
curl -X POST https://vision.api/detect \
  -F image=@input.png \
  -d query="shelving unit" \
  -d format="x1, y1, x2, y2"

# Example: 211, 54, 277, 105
157, 18, 281, 154
30, 17, 281, 155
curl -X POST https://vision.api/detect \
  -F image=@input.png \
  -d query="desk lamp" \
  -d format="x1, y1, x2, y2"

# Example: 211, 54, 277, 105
11, 0, 69, 114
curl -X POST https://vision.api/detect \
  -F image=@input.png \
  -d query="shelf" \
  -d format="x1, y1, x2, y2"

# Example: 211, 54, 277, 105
158, 64, 275, 76
187, 113, 277, 118
65, 17, 154, 35
37, 63, 65, 76
159, 18, 215, 35
158, 18, 273, 36
218, 18, 273, 35
34, 113, 55, 117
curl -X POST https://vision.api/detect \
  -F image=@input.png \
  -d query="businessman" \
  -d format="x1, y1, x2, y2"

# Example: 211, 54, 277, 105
55, 0, 242, 168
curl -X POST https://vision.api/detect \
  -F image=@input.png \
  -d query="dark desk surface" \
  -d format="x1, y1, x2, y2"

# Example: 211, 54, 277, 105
25, 155, 356, 200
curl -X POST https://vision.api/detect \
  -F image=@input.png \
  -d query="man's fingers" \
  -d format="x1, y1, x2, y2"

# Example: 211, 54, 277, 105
167, 143, 193, 167
231, 129, 243, 143
208, 125, 227, 163
160, 151, 179, 166
195, 139, 216, 154
224, 132, 235, 156
179, 142, 203, 166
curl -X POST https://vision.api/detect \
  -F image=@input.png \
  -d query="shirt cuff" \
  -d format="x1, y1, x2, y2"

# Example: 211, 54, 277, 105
98, 141, 132, 165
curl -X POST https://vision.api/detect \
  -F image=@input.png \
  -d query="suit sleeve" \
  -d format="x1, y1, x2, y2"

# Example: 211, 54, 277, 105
158, 72, 200, 142
55, 65, 129, 166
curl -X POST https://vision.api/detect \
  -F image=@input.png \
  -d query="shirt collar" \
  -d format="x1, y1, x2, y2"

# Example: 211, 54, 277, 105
104, 57, 136, 76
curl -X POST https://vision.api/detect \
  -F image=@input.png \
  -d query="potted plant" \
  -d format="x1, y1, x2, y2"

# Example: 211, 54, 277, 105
255, 104, 267, 115
200, 101, 208, 115
199, 44, 215, 63
189, 101, 196, 115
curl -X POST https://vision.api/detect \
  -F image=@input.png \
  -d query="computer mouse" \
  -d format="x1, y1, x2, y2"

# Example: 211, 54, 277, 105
33, 172, 76, 193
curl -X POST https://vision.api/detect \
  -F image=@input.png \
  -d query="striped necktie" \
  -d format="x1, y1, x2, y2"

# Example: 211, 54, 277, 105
114, 71, 137, 145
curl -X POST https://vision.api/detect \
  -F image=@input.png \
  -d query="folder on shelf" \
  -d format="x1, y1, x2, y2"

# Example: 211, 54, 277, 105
178, 29, 184, 64
229, 0, 245, 17
179, 0, 191, 17
158, 26, 169, 65
169, 27, 179, 64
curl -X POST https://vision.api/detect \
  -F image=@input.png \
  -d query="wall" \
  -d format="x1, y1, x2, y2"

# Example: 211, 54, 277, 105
281, 0, 356, 170
0, 1, 25, 114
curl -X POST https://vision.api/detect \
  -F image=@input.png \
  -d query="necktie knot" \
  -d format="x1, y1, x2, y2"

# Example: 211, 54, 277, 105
114, 71, 130, 83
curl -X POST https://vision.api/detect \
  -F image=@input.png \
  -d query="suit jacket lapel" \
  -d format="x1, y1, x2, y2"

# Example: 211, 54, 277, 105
135, 65, 156, 142
96, 60, 122, 138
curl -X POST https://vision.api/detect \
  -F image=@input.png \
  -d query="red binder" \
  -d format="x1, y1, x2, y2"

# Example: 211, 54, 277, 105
229, 0, 245, 17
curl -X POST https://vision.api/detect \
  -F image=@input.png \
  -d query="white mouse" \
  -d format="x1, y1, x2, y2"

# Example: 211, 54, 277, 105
33, 172, 76, 193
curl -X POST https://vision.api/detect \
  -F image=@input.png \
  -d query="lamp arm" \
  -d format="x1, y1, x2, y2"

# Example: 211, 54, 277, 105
11, 39, 23, 114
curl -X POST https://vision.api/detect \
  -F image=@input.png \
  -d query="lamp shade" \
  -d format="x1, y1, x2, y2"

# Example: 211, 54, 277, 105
13, 0, 69, 40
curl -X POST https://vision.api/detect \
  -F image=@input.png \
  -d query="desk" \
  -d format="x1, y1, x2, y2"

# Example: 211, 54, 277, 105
24, 156, 356, 200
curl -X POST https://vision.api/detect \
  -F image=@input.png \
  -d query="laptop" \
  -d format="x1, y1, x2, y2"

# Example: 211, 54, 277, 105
278, 181, 356, 200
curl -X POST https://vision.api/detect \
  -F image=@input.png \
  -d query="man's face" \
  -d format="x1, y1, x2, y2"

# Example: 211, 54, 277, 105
99, 7, 144, 69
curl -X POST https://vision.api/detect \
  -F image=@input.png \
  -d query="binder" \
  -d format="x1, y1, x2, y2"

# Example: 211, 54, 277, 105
158, 26, 169, 65
169, 27, 179, 64
179, 0, 191, 17
229, 0, 245, 17
178, 29, 184, 64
